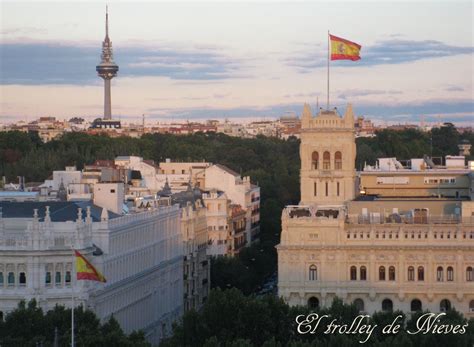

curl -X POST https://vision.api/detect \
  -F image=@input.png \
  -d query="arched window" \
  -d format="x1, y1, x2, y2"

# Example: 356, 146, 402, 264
411, 299, 422, 312
19, 272, 26, 286
323, 151, 331, 170
312, 152, 319, 170
335, 151, 342, 170
440, 299, 451, 312
309, 265, 317, 281
350, 266, 357, 280
469, 300, 474, 312
466, 266, 474, 281
308, 297, 319, 309
360, 266, 367, 281
418, 266, 424, 281
389, 266, 396, 281
382, 299, 393, 312
447, 266, 454, 281
354, 298, 364, 312
379, 266, 386, 281
7, 272, 14, 285
408, 266, 415, 281
437, 266, 444, 282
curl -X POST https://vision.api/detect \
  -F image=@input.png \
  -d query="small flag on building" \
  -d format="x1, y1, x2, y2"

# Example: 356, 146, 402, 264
75, 250, 106, 282
329, 34, 361, 61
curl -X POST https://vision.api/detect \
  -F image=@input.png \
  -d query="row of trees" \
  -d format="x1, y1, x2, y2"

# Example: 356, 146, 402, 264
161, 288, 474, 347
0, 300, 149, 346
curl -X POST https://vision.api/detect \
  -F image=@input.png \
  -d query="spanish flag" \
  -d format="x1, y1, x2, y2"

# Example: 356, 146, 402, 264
330, 34, 361, 61
75, 250, 106, 282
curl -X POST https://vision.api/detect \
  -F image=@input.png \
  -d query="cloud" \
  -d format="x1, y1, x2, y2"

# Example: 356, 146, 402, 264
445, 85, 464, 92
338, 89, 402, 99
0, 42, 245, 85
283, 92, 320, 98
1, 27, 48, 35
143, 99, 473, 124
285, 39, 474, 71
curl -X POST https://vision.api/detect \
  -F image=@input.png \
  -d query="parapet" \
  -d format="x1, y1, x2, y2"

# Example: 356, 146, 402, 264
301, 103, 355, 130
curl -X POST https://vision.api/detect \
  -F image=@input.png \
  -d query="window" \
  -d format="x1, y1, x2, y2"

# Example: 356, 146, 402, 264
55, 271, 61, 285
437, 266, 444, 282
379, 266, 386, 281
45, 272, 52, 285
466, 267, 474, 281
323, 151, 330, 170
447, 266, 454, 281
337, 182, 340, 196
314, 182, 317, 196
325, 182, 328, 197
309, 265, 317, 281
354, 298, 364, 312
110, 189, 115, 193
65, 271, 71, 285
0, 272, 3, 286
389, 266, 396, 281
312, 152, 319, 170
308, 297, 319, 309
440, 299, 451, 312
469, 300, 474, 312
411, 299, 422, 312
335, 151, 342, 170
7, 272, 14, 285
19, 272, 26, 286
350, 266, 357, 280
382, 299, 393, 312
408, 266, 415, 281
418, 266, 424, 281
360, 266, 367, 281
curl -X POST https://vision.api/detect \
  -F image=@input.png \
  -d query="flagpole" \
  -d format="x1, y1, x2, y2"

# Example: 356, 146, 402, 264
327, 30, 330, 110
71, 247, 75, 347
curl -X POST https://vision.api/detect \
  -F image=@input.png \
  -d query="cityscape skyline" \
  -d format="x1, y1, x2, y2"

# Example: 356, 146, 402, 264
1, 1, 473, 125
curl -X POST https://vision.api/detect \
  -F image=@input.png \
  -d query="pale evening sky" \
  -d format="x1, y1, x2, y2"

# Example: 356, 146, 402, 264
0, 0, 473, 125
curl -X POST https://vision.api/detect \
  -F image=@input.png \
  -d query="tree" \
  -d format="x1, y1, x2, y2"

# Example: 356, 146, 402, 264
0, 300, 150, 346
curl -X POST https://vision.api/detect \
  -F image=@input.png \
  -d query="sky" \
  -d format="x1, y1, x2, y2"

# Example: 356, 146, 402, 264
1, 0, 473, 125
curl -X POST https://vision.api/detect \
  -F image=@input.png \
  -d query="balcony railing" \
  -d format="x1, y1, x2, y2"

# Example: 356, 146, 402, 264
345, 215, 469, 225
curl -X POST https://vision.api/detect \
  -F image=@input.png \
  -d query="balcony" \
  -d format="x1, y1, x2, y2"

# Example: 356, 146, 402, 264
346, 214, 466, 225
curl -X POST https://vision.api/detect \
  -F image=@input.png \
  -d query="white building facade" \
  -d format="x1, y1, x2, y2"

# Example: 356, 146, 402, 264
204, 164, 260, 244
0, 201, 182, 345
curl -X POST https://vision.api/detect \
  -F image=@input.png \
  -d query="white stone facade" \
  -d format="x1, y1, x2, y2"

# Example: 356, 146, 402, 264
0, 203, 183, 345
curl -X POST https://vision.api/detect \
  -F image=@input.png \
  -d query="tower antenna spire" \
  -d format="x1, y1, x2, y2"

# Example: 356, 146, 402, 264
105, 5, 109, 39
97, 5, 119, 120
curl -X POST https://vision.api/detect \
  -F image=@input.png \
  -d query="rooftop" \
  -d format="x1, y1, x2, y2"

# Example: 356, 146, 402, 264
0, 201, 119, 222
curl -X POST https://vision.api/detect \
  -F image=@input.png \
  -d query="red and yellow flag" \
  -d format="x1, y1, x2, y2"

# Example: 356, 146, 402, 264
75, 250, 106, 283
330, 34, 361, 61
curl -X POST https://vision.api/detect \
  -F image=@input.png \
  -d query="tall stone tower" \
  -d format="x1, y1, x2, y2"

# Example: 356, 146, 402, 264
299, 104, 356, 205
96, 6, 119, 120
